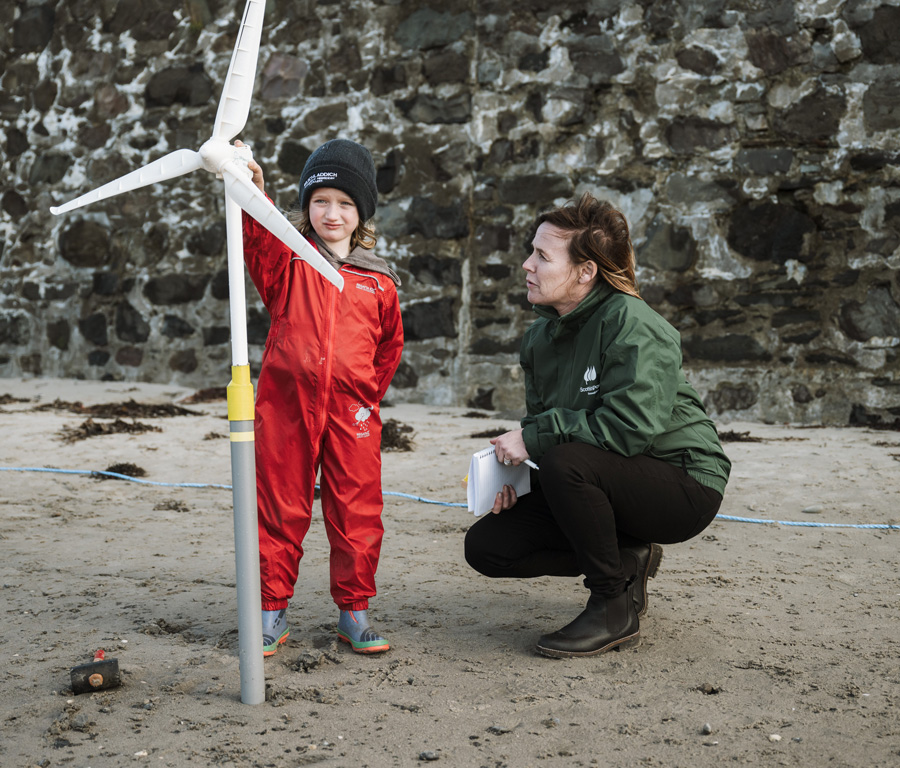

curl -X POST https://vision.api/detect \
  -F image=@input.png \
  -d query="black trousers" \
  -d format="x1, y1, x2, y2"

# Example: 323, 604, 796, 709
464, 442, 722, 598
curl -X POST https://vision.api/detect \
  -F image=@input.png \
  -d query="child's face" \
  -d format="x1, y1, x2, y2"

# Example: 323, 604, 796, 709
308, 187, 360, 254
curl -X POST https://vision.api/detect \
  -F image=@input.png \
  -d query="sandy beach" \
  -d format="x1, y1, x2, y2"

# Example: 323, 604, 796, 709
1, 376, 898, 767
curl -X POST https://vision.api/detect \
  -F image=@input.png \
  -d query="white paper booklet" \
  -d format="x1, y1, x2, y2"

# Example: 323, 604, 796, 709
466, 446, 532, 516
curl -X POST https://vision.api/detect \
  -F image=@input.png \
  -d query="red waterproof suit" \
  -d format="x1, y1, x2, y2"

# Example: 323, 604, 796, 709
242, 213, 404, 612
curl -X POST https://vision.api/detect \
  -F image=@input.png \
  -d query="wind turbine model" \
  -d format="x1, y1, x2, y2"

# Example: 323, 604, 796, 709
50, 0, 342, 705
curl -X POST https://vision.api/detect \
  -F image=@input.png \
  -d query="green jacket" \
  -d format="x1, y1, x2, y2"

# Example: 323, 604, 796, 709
520, 284, 730, 496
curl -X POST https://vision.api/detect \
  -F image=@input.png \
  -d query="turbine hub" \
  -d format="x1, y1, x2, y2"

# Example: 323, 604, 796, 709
199, 139, 253, 179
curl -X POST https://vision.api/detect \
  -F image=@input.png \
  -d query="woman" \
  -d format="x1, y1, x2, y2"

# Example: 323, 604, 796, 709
464, 193, 730, 658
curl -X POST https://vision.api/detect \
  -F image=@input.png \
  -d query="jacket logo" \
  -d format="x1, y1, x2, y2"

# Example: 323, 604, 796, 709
357, 283, 375, 294
350, 401, 372, 438
580, 365, 600, 395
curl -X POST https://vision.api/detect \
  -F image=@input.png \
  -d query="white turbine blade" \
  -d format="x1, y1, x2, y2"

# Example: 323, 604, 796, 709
221, 162, 344, 291
50, 149, 203, 215
213, 0, 266, 142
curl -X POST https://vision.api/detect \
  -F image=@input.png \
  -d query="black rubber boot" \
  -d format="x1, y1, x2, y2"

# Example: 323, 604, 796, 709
619, 542, 663, 617
536, 580, 640, 658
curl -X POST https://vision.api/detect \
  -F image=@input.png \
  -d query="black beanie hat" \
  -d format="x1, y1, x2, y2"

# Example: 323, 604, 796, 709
298, 139, 377, 222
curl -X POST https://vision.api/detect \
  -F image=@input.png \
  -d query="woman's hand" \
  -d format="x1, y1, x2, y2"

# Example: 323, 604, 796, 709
488, 429, 529, 514
234, 140, 265, 193
490, 484, 517, 514
490, 428, 529, 467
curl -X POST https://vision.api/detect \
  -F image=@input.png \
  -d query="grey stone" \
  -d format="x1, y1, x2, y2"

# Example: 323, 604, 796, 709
407, 198, 469, 240
2, 190, 27, 218
403, 298, 457, 340
145, 66, 214, 108
169, 349, 198, 373
708, 382, 758, 412
839, 285, 900, 341
162, 315, 196, 339
498, 174, 572, 205
109, 1, 179, 41
211, 270, 229, 301
47, 319, 70, 351
186, 222, 226, 257
371, 64, 407, 96
409, 255, 462, 286
143, 274, 211, 305
568, 34, 624, 82
115, 302, 150, 343
863, 81, 900, 133
79, 313, 108, 346
12, 4, 55, 53
772, 308, 820, 328
467, 387, 494, 411
683, 334, 772, 362
377, 149, 402, 195
391, 361, 419, 389
423, 50, 469, 85
396, 93, 472, 125
59, 221, 111, 268
203, 326, 230, 346
805, 349, 858, 367
302, 102, 348, 132
469, 336, 520, 355
247, 307, 270, 345
395, 9, 474, 51
79, 123, 112, 151
676, 47, 719, 76
6, 127, 28, 156
0, 312, 30, 345
29, 154, 71, 185
92, 273, 119, 296
735, 148, 793, 175
87, 350, 110, 366
276, 141, 312, 179
857, 6, 900, 64
745, 28, 799, 75
664, 174, 736, 210
775, 87, 845, 142
666, 117, 737, 154
727, 202, 815, 264
638, 221, 697, 273
116, 346, 143, 367
791, 384, 813, 404
259, 54, 307, 101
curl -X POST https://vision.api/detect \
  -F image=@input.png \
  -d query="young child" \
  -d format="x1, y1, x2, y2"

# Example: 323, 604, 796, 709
240, 139, 404, 655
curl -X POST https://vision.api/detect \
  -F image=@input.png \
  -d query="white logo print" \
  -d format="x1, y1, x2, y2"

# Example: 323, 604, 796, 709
350, 401, 372, 438
580, 365, 600, 395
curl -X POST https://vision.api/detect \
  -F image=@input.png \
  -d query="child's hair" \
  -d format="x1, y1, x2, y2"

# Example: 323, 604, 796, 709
287, 204, 377, 251
531, 193, 640, 299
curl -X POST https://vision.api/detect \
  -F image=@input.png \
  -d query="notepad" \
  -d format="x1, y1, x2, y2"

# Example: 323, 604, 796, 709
466, 446, 532, 516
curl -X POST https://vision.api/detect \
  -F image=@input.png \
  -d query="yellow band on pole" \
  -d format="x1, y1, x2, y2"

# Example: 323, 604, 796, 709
227, 364, 255, 422
229, 431, 255, 442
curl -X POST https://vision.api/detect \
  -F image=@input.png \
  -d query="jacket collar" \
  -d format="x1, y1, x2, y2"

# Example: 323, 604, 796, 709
308, 231, 401, 287
532, 283, 616, 339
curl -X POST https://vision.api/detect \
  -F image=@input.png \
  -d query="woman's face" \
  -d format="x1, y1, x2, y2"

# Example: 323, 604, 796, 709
308, 187, 359, 256
523, 223, 594, 315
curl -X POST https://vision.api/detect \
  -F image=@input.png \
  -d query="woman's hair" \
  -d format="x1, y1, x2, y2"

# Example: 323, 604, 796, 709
533, 193, 640, 299
286, 203, 377, 251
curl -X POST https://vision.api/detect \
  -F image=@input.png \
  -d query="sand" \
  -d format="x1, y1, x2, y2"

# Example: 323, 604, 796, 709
1, 376, 898, 767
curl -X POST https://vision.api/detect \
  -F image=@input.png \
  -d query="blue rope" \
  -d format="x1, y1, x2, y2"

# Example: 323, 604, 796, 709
2, 466, 898, 530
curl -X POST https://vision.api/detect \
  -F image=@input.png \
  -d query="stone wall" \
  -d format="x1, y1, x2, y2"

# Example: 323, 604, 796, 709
1, 0, 899, 426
